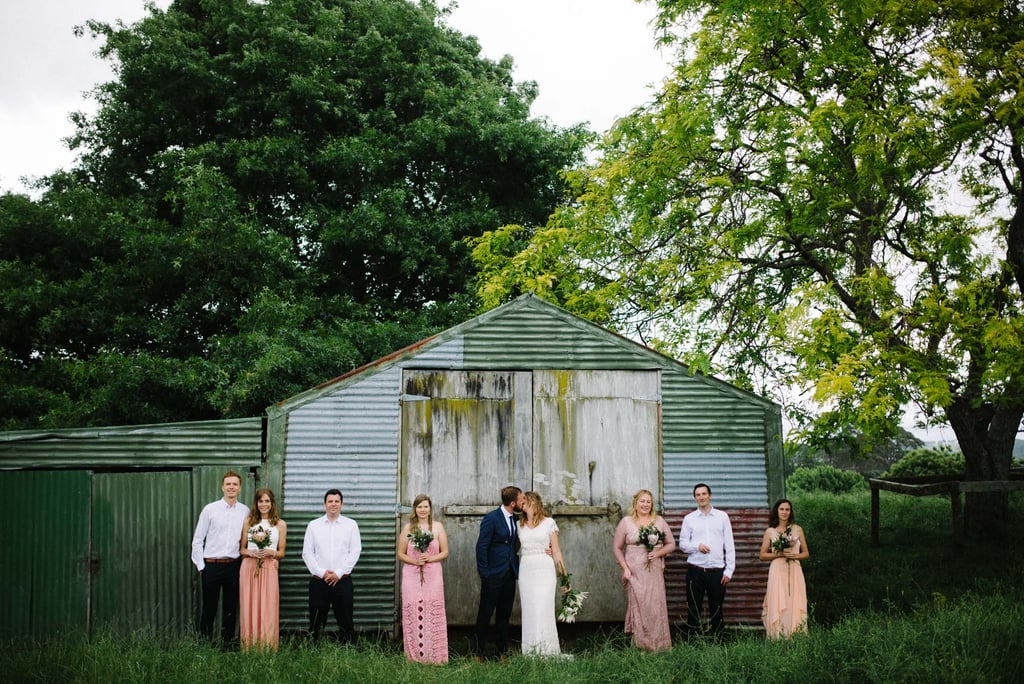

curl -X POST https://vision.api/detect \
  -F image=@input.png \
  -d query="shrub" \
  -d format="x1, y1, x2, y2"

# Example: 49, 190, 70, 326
884, 445, 965, 478
786, 465, 867, 494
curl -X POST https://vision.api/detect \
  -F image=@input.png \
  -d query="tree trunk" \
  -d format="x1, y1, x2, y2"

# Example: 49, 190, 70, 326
945, 399, 1021, 535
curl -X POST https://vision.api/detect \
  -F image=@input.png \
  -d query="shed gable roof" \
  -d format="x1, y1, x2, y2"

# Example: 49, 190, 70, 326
269, 295, 777, 416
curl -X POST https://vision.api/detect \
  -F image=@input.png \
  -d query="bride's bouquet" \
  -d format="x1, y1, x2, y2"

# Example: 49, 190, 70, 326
557, 572, 588, 623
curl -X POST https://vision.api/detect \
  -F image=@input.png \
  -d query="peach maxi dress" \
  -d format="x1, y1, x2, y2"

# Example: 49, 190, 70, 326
761, 529, 807, 639
239, 520, 281, 649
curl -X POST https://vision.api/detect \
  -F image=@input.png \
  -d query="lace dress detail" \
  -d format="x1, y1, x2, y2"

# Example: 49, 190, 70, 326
401, 538, 449, 663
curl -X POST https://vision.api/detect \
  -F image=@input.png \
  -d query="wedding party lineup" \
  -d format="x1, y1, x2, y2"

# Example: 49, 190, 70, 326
193, 473, 809, 660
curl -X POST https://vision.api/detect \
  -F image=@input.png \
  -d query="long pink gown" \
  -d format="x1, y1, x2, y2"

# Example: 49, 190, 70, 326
762, 529, 808, 638
401, 538, 449, 663
239, 520, 280, 650
612, 516, 674, 651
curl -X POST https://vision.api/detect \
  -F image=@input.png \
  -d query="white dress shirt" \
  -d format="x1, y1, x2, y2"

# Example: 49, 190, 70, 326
191, 498, 249, 571
678, 506, 736, 578
302, 514, 362, 578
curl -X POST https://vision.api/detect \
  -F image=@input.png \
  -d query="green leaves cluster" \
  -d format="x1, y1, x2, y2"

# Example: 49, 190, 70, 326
0, 0, 586, 429
471, 0, 1024, 491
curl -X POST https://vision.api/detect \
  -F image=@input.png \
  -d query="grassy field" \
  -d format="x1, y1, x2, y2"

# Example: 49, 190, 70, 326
6, 490, 1023, 683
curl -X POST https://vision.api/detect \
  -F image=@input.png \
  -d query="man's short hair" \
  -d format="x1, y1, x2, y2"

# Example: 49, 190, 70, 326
500, 485, 522, 506
324, 488, 343, 503
693, 482, 712, 496
222, 469, 242, 484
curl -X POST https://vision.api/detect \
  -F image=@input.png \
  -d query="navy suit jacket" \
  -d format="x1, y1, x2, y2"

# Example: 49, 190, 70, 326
476, 507, 519, 579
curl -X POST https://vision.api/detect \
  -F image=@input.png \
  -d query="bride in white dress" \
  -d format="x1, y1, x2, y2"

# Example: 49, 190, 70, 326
517, 491, 567, 656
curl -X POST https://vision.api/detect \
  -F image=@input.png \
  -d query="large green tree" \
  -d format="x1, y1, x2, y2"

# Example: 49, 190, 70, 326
0, 0, 586, 429
471, 0, 1024, 531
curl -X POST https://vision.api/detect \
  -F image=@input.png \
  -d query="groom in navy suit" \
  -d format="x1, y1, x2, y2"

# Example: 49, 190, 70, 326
474, 485, 525, 660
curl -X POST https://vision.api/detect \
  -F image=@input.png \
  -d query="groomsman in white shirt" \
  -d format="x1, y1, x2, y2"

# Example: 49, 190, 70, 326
678, 482, 735, 639
191, 470, 249, 643
302, 488, 362, 644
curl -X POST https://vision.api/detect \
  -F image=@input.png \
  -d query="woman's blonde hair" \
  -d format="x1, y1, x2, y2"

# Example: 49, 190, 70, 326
628, 489, 655, 520
522, 491, 548, 523
409, 493, 434, 528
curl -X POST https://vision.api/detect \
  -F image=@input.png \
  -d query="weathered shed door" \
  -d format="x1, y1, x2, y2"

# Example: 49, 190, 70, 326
91, 471, 193, 633
531, 370, 661, 506
400, 368, 661, 624
2, 470, 90, 637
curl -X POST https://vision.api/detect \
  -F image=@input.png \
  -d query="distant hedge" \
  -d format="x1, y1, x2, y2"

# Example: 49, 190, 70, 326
885, 445, 965, 478
787, 464, 868, 494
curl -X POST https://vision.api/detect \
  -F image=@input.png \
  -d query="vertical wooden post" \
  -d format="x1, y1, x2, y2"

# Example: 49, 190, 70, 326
951, 483, 964, 546
871, 485, 880, 546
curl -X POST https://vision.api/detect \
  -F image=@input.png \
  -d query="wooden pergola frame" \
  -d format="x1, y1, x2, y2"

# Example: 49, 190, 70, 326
869, 469, 1024, 546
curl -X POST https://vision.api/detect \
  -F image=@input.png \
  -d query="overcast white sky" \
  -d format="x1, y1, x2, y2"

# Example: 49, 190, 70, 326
0, 0, 672, 194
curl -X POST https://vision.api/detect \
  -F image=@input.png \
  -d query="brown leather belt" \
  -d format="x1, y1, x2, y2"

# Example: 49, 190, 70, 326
205, 557, 239, 564
690, 565, 724, 572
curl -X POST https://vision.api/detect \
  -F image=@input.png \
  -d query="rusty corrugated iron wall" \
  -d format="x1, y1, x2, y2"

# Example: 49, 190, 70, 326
664, 509, 769, 626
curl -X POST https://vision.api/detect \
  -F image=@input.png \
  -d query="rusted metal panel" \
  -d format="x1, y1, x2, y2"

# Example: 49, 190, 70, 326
2, 470, 90, 638
0, 418, 263, 469
664, 508, 769, 626
91, 471, 193, 634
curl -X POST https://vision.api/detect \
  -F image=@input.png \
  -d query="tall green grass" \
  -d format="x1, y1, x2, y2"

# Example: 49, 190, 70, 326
6, 491, 1022, 683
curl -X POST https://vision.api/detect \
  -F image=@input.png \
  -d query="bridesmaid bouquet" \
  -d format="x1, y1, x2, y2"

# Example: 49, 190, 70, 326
247, 526, 272, 577
407, 527, 434, 585
557, 572, 588, 623
770, 526, 794, 555
636, 522, 666, 570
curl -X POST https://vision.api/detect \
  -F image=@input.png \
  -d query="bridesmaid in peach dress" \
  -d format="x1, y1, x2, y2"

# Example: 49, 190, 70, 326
397, 494, 450, 663
759, 498, 809, 638
238, 488, 287, 650
612, 489, 676, 651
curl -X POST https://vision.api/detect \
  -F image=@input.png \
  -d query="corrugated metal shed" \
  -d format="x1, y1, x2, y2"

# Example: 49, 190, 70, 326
0, 418, 264, 638
0, 418, 264, 468
263, 294, 784, 631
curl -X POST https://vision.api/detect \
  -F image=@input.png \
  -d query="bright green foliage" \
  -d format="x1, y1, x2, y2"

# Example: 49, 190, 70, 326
470, 0, 1024, 510
0, 0, 586, 428
786, 465, 868, 494
885, 445, 967, 478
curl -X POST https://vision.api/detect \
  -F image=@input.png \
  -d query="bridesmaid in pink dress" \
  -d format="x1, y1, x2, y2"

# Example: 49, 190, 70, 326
612, 489, 676, 651
759, 498, 809, 638
396, 494, 449, 663
238, 488, 286, 650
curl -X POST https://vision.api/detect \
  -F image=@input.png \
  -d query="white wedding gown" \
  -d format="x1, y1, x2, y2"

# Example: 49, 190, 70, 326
517, 516, 561, 655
